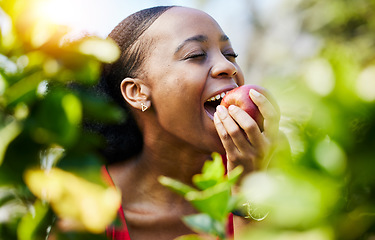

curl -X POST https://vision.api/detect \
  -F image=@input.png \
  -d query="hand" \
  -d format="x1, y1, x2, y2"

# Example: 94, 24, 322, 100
214, 89, 281, 177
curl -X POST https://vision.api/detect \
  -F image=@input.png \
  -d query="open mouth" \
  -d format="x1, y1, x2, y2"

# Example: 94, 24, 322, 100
204, 91, 229, 119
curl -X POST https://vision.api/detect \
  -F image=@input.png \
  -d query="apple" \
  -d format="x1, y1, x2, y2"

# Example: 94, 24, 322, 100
220, 85, 266, 131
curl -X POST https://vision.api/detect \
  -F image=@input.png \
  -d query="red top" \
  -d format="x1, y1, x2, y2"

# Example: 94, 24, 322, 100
102, 166, 131, 240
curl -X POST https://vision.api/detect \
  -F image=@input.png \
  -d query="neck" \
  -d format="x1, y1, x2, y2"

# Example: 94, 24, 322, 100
107, 126, 212, 207
138, 112, 213, 184
142, 132, 210, 184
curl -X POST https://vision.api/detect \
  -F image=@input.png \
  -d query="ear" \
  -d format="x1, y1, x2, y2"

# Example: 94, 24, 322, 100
120, 78, 151, 111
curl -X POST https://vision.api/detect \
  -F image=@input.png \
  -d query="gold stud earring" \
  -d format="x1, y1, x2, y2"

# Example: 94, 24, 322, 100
141, 103, 148, 112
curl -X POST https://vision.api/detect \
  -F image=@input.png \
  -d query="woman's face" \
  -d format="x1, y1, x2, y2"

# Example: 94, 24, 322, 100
141, 7, 245, 154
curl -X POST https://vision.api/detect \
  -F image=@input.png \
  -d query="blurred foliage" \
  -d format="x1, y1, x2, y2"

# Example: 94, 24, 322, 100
0, 0, 123, 239
237, 0, 375, 239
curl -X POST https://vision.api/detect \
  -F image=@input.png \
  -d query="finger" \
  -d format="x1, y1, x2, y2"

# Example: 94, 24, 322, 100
227, 105, 265, 149
214, 109, 257, 170
249, 89, 280, 139
213, 111, 238, 154
216, 105, 258, 154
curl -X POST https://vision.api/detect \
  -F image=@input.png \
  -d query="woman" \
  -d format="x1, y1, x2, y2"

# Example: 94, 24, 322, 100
97, 5, 281, 240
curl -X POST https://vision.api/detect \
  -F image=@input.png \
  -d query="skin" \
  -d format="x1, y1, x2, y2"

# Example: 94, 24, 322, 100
109, 6, 281, 240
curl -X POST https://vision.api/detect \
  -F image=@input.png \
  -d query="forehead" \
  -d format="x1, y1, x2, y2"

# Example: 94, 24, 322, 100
143, 7, 226, 45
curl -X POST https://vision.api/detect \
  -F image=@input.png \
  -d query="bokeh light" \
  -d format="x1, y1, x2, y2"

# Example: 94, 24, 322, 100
356, 66, 375, 102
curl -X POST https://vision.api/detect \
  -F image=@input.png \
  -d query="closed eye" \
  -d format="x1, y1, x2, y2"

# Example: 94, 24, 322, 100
184, 52, 207, 61
224, 52, 238, 61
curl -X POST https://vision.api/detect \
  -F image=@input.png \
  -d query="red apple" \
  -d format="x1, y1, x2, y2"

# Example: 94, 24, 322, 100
220, 85, 266, 131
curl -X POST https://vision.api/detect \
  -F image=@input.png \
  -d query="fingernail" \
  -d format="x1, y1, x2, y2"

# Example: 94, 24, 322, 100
216, 105, 226, 118
213, 112, 219, 122
250, 89, 260, 98
228, 105, 237, 112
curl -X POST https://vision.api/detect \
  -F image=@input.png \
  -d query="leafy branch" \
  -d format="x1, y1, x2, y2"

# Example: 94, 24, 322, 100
159, 152, 243, 240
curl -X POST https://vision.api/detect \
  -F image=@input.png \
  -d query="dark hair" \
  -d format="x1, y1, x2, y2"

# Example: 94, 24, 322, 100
93, 6, 175, 164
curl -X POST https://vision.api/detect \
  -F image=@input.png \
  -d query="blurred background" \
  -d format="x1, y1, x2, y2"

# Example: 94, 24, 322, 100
1, 0, 375, 239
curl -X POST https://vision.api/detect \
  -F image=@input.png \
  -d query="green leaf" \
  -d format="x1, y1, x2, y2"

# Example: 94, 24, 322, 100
160, 155, 242, 223
186, 182, 231, 221
227, 165, 243, 185
61, 93, 82, 125
29, 89, 81, 147
0, 131, 42, 185
0, 118, 22, 166
192, 152, 225, 190
17, 199, 54, 240
158, 175, 196, 196
182, 213, 226, 239
3, 71, 43, 107
57, 151, 106, 187
76, 87, 125, 123
73, 59, 101, 85
174, 234, 206, 240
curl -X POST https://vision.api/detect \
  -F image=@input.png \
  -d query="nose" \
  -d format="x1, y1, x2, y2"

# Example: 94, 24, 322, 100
210, 55, 238, 78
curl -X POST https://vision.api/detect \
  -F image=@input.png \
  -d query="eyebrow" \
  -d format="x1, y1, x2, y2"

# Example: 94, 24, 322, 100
175, 34, 230, 54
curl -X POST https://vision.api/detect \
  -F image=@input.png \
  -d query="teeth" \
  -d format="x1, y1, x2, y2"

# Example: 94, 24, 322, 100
206, 91, 228, 102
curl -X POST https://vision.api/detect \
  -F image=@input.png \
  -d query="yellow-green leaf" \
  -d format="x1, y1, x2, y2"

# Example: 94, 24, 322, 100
24, 167, 121, 234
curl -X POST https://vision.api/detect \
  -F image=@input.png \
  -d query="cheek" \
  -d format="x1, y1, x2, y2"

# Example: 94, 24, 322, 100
152, 67, 205, 105
147, 60, 208, 122
154, 80, 199, 117
152, 78, 183, 112
152, 77, 203, 126
153, 94, 198, 143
